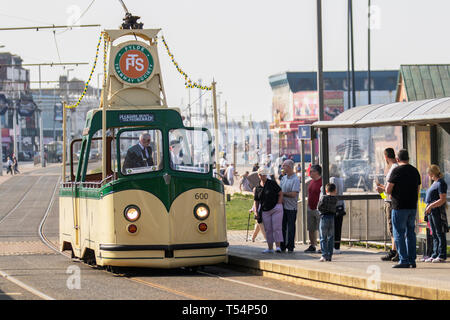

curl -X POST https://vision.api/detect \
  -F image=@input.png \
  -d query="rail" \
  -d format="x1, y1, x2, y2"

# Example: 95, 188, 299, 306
299, 193, 450, 251
61, 175, 114, 189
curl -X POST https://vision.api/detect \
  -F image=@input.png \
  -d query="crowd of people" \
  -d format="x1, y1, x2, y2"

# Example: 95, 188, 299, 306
238, 148, 448, 268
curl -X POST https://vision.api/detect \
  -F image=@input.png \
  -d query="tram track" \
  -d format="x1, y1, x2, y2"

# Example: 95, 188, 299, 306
1, 170, 322, 301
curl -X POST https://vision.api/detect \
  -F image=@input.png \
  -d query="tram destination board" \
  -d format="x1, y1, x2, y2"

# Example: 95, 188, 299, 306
119, 113, 155, 123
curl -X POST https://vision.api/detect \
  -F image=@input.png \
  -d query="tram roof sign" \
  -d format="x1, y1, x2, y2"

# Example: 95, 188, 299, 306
313, 97, 450, 128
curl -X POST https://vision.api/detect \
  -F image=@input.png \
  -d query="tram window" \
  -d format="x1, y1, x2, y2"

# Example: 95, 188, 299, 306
86, 138, 103, 176
169, 128, 210, 174
119, 129, 163, 175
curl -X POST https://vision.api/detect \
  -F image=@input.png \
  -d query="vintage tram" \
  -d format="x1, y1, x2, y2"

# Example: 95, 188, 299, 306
59, 25, 228, 269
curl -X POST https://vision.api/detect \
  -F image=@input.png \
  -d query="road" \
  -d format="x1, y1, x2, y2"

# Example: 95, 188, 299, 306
0, 165, 366, 301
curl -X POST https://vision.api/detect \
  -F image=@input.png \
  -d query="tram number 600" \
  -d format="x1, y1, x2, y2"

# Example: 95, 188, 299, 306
194, 193, 208, 200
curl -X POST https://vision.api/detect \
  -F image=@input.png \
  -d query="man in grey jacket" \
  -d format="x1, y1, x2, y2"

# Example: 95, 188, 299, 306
280, 159, 300, 253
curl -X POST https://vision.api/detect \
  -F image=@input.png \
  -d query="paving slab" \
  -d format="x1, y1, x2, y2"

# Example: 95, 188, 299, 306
226, 230, 450, 300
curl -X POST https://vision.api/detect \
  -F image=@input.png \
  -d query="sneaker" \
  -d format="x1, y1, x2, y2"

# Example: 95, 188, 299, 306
262, 249, 274, 254
381, 250, 395, 261
304, 245, 316, 253
287, 249, 294, 253
319, 256, 326, 262
420, 256, 430, 262
391, 252, 399, 262
275, 247, 282, 253
425, 257, 434, 263
326, 258, 332, 262
432, 257, 446, 263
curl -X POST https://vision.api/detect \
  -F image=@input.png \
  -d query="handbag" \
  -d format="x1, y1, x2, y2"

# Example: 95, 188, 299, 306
336, 205, 346, 217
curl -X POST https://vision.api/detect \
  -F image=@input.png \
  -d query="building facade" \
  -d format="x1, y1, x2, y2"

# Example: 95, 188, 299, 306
268, 70, 398, 162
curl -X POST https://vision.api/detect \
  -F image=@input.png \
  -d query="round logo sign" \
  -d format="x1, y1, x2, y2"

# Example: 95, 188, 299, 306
114, 44, 154, 84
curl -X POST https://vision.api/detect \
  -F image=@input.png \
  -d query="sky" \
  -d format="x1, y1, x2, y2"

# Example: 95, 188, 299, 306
1, 0, 450, 121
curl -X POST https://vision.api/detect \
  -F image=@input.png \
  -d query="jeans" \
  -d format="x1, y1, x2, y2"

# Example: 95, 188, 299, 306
392, 209, 417, 265
281, 209, 297, 251
319, 215, 334, 259
429, 210, 447, 260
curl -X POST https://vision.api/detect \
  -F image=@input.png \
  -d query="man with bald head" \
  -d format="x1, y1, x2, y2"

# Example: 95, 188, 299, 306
122, 133, 154, 173
280, 159, 300, 253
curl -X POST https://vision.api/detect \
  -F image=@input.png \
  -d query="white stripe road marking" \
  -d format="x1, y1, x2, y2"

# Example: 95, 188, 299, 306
0, 270, 55, 300
197, 270, 320, 300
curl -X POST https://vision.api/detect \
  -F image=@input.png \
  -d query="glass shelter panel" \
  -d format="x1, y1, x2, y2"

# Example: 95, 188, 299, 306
169, 128, 210, 174
119, 129, 163, 175
437, 125, 450, 200
328, 126, 403, 192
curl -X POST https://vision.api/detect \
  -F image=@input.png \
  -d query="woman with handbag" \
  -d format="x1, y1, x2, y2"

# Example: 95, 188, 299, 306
424, 165, 448, 263
253, 167, 284, 253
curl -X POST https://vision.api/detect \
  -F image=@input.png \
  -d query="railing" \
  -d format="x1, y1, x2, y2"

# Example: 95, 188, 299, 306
297, 193, 391, 249
61, 175, 114, 189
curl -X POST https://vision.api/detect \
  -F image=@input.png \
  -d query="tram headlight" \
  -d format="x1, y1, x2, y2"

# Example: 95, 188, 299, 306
194, 203, 210, 221
124, 205, 141, 222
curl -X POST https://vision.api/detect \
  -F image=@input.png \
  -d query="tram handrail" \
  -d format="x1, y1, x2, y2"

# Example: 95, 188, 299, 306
60, 175, 114, 189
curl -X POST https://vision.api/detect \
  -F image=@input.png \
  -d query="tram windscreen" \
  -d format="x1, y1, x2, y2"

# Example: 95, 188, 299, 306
169, 129, 211, 174
119, 129, 163, 175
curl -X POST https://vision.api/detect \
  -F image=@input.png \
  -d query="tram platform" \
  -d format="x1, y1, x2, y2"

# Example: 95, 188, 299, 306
226, 230, 450, 300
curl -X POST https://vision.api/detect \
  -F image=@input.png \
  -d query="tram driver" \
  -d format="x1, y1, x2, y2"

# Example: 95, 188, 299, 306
122, 133, 154, 173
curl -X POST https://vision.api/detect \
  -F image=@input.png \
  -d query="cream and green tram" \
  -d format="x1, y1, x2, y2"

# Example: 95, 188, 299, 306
59, 107, 228, 269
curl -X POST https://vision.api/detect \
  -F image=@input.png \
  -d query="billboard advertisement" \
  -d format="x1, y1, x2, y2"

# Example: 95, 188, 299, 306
293, 91, 344, 121
272, 85, 292, 123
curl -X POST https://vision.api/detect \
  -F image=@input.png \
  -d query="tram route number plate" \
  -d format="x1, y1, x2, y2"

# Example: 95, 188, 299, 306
119, 113, 154, 123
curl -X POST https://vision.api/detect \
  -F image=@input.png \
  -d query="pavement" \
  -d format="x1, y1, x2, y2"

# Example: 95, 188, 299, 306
226, 230, 450, 300
2, 163, 450, 300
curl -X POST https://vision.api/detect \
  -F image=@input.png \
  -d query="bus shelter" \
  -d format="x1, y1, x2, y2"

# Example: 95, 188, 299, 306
311, 97, 450, 247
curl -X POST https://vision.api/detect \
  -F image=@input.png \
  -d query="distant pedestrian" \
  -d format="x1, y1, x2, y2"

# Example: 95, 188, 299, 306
6, 156, 14, 175
252, 163, 259, 172
376, 148, 399, 262
222, 164, 230, 185
239, 171, 253, 192
386, 149, 421, 268
317, 183, 338, 262
280, 159, 300, 253
304, 164, 322, 253
12, 153, 19, 174
329, 164, 345, 254
226, 163, 235, 186
254, 167, 284, 253
424, 165, 448, 263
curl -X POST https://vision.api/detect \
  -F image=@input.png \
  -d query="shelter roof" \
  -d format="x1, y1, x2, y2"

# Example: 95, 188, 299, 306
399, 65, 450, 101
313, 97, 450, 128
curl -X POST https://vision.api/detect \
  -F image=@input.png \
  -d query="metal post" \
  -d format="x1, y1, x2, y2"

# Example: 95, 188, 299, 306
301, 139, 307, 244
316, 0, 329, 192
39, 110, 45, 167
38, 65, 45, 167
62, 103, 67, 182
368, 0, 372, 104
366, 199, 369, 248
349, 200, 352, 246
0, 112, 3, 176
349, 0, 356, 108
13, 100, 17, 158
212, 81, 220, 176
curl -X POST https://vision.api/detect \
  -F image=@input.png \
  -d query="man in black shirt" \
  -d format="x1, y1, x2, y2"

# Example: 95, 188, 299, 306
386, 149, 421, 268
122, 133, 154, 173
